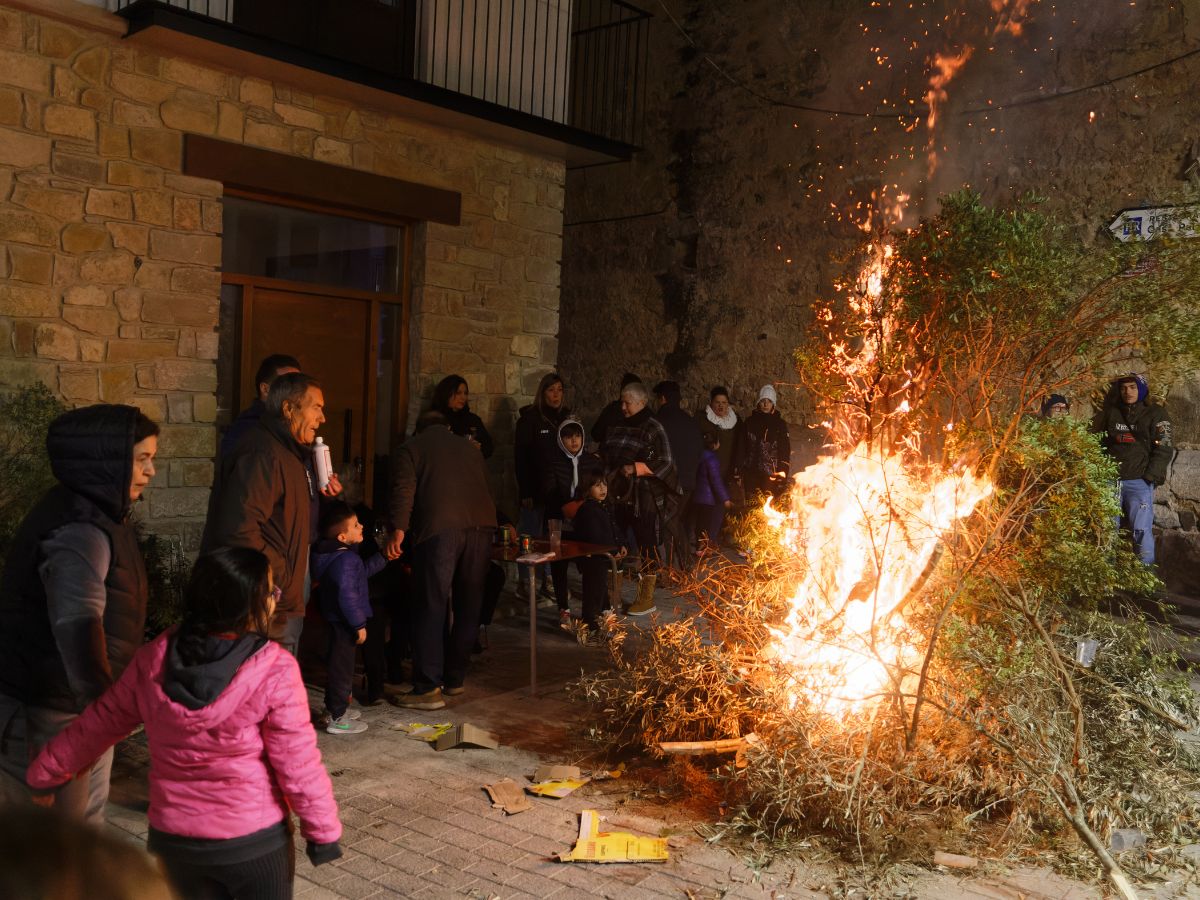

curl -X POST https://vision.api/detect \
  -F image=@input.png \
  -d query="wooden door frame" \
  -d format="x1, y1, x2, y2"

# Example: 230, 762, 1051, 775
223, 259, 413, 501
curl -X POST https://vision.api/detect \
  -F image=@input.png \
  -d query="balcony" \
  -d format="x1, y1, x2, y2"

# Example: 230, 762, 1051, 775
113, 0, 650, 162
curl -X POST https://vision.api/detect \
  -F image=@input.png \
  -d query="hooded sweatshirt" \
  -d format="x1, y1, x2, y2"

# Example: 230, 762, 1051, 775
27, 629, 342, 847
0, 404, 148, 712
539, 418, 600, 517
1097, 375, 1173, 484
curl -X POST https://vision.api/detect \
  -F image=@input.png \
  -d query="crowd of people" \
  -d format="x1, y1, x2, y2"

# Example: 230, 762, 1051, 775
0, 356, 1172, 898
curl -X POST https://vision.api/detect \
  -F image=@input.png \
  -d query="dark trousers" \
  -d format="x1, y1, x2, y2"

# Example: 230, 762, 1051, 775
412, 528, 493, 694
693, 502, 725, 546
550, 559, 571, 610
323, 625, 358, 719
159, 836, 295, 900
360, 601, 387, 701
480, 562, 505, 626
663, 489, 694, 568
576, 556, 609, 627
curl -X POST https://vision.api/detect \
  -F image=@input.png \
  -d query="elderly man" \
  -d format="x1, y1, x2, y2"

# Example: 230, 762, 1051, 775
203, 372, 328, 655
220, 353, 300, 458
385, 411, 496, 710
602, 382, 679, 613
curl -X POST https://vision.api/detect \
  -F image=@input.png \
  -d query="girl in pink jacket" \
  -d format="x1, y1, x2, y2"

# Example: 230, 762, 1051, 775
27, 547, 342, 899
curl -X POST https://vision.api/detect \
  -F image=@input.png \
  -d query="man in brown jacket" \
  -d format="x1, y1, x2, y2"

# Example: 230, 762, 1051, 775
202, 373, 327, 655
385, 411, 496, 710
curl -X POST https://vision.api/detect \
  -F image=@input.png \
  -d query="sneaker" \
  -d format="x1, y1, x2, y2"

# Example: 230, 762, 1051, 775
443, 684, 466, 696
390, 688, 446, 710
326, 714, 367, 735
559, 609, 573, 631
345, 708, 363, 720
626, 596, 657, 616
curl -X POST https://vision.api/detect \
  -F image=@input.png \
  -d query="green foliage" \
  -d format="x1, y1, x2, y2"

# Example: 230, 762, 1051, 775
140, 531, 191, 638
0, 385, 65, 559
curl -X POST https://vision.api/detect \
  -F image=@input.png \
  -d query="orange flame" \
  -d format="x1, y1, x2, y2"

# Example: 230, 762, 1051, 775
990, 0, 1033, 36
925, 48, 973, 174
763, 446, 992, 716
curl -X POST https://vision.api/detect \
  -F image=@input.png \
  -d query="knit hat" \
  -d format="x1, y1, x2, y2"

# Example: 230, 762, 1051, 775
1115, 373, 1149, 404
1040, 394, 1069, 416
758, 384, 778, 406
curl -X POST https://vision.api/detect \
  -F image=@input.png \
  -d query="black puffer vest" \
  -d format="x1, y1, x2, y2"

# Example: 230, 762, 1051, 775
0, 405, 148, 712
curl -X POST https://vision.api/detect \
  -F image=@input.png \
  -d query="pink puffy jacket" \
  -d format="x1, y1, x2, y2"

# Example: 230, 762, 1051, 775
27, 630, 341, 844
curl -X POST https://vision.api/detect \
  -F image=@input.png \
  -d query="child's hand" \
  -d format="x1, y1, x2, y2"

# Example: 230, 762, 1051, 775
356, 628, 366, 645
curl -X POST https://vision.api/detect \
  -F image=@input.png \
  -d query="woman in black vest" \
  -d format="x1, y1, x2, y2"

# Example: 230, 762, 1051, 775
0, 403, 159, 822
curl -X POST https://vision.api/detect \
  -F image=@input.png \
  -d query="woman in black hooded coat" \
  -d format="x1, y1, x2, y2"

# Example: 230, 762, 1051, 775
430, 375, 493, 459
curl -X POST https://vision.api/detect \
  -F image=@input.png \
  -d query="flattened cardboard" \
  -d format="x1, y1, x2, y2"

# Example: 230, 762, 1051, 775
533, 765, 583, 782
434, 723, 499, 751
557, 809, 669, 864
527, 776, 590, 799
393, 722, 454, 742
483, 778, 531, 815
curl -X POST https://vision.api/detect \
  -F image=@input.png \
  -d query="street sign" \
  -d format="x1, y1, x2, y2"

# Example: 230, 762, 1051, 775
1108, 205, 1200, 242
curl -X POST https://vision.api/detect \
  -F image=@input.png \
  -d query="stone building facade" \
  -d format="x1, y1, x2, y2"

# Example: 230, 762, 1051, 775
0, 0, 568, 547
558, 0, 1200, 593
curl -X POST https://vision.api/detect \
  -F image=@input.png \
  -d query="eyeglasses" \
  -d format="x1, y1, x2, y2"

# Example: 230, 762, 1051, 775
270, 586, 282, 603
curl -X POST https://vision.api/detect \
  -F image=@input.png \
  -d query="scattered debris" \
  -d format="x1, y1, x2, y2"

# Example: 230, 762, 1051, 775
483, 778, 531, 815
393, 722, 454, 742
1110, 829, 1147, 853
434, 723, 498, 751
659, 734, 760, 768
534, 764, 583, 782
528, 769, 590, 798
557, 809, 669, 863
588, 763, 625, 781
933, 851, 978, 869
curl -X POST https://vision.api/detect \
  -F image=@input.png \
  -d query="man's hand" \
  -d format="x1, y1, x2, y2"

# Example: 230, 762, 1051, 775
320, 472, 343, 498
384, 529, 405, 560
355, 627, 366, 645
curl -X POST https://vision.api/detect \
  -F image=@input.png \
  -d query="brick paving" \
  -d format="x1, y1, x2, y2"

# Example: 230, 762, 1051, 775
92, 580, 1174, 898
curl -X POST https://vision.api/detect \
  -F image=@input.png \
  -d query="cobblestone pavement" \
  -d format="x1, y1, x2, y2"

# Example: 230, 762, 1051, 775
94, 578, 1189, 898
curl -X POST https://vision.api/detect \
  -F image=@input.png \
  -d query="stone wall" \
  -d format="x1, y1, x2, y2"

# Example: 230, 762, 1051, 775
558, 0, 1200, 591
0, 1, 563, 546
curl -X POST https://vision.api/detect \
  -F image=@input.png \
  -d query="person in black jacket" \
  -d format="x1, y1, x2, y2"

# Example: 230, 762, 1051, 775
653, 380, 702, 567
540, 418, 600, 623
0, 404, 159, 822
513, 372, 569, 597
220, 353, 300, 459
1096, 373, 1173, 566
590, 373, 641, 445
430, 374, 494, 459
733, 384, 792, 503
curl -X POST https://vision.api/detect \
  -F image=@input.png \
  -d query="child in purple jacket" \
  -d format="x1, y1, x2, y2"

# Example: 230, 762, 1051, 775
312, 502, 386, 735
693, 431, 732, 551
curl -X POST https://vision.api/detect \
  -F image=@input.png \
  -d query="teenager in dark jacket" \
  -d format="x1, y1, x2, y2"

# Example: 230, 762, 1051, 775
540, 418, 600, 622
203, 373, 330, 656
430, 374, 494, 459
734, 384, 792, 502
0, 403, 159, 822
513, 372, 569, 596
312, 502, 386, 734
1096, 373, 1173, 565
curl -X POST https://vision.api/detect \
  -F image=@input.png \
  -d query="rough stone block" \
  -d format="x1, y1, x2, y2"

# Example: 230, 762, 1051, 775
106, 339, 176, 363
195, 331, 218, 360
510, 334, 540, 358
0, 87, 20, 126
149, 486, 211, 519
79, 338, 104, 362
274, 102, 325, 130
79, 250, 136, 284
193, 392, 217, 423
522, 308, 559, 336
239, 77, 273, 108
524, 257, 559, 286
134, 260, 172, 289
86, 187, 133, 219
174, 197, 201, 230
63, 306, 119, 336
43, 104, 96, 141
507, 202, 561, 234
167, 392, 192, 423
149, 231, 221, 266
422, 317, 474, 343
106, 222, 149, 255
8, 246, 53, 284
72, 47, 109, 85
216, 102, 243, 142
99, 124, 129, 158
0, 282, 56, 316
243, 120, 290, 153
12, 184, 85, 220
113, 99, 160, 129
1169, 450, 1200, 504
63, 284, 110, 307
161, 93, 218, 135
313, 136, 352, 166
155, 358, 216, 391
130, 128, 181, 169
0, 126, 51, 167
170, 267, 221, 294
201, 200, 222, 234
0, 358, 56, 388
114, 287, 142, 320
61, 222, 111, 253
34, 322, 77, 360
142, 326, 179, 341
59, 368, 98, 400
175, 329, 195, 358
107, 160, 160, 188
163, 173, 221, 197
161, 59, 227, 96
425, 260, 477, 292
182, 459, 213, 486
39, 21, 88, 60
99, 365, 136, 402
110, 71, 175, 105
133, 189, 173, 226
0, 49, 50, 92
52, 151, 105, 183
0, 205, 56, 247
0, 8, 21, 50
130, 393, 167, 422
141, 291, 219, 328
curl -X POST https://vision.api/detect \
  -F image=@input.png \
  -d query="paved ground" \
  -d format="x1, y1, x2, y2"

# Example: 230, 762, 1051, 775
88, 570, 1184, 899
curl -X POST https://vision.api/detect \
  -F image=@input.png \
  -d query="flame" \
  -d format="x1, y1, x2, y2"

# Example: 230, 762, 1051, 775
990, 0, 1033, 36
924, 48, 973, 174
763, 445, 992, 716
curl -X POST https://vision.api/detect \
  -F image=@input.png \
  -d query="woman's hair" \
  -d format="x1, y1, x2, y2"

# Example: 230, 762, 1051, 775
561, 421, 584, 441
431, 374, 467, 413
702, 430, 720, 450
176, 548, 273, 665
536, 372, 564, 413
620, 381, 649, 405
133, 411, 160, 444
576, 468, 608, 500
710, 385, 729, 402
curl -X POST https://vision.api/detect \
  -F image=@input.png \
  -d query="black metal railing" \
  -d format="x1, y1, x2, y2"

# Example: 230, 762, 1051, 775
114, 0, 649, 152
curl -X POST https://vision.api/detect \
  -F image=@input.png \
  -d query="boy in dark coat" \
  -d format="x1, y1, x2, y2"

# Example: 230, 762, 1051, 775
541, 418, 600, 623
312, 502, 386, 734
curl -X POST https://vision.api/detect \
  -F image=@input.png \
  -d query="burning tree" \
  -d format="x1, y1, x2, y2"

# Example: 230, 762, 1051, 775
579, 192, 1200, 893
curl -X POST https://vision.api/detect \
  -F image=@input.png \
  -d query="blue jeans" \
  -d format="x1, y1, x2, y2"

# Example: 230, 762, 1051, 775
1118, 478, 1155, 565
411, 528, 494, 694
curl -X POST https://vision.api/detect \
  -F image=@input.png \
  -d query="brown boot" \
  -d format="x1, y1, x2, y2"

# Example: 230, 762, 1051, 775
627, 572, 657, 616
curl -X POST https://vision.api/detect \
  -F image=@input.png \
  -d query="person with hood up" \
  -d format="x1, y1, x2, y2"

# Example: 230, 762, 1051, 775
26, 547, 343, 898
513, 372, 569, 598
430, 374, 494, 459
540, 418, 600, 625
733, 384, 792, 502
1097, 373, 1173, 566
0, 403, 159, 822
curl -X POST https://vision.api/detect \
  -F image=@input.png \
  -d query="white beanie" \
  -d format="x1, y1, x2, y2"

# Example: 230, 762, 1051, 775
758, 384, 778, 406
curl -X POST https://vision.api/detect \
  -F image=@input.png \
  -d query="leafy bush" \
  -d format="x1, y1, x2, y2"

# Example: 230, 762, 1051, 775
0, 385, 65, 559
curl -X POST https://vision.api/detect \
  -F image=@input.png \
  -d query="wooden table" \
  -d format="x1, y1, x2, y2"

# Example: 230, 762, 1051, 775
493, 538, 619, 696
